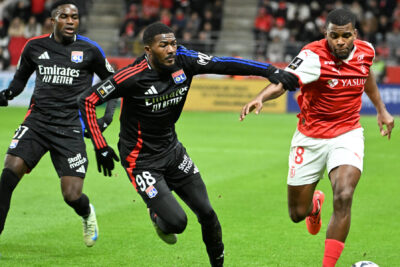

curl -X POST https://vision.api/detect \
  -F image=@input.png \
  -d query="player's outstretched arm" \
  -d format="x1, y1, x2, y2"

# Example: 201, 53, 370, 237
239, 82, 285, 121
364, 70, 394, 139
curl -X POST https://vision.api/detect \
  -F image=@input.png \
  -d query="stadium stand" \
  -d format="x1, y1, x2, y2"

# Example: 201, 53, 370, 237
1, 0, 400, 80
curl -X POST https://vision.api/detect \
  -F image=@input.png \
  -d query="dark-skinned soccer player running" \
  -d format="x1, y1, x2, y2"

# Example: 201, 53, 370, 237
78, 22, 298, 266
0, 0, 117, 247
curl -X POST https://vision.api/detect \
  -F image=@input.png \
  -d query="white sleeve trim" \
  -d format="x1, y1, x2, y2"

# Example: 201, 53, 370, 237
285, 49, 321, 84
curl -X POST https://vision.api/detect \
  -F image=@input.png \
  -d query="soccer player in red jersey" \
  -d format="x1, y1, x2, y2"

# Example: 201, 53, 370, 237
240, 8, 394, 267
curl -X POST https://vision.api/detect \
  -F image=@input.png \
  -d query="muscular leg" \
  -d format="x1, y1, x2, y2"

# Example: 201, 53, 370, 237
175, 178, 224, 267
321, 165, 360, 267
287, 181, 319, 223
147, 184, 187, 234
61, 176, 90, 217
327, 165, 360, 242
0, 154, 28, 234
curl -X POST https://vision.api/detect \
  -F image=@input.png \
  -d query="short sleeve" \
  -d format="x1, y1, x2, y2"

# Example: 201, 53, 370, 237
285, 49, 321, 85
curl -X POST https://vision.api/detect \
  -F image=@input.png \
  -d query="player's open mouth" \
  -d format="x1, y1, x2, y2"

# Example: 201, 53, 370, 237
64, 28, 75, 34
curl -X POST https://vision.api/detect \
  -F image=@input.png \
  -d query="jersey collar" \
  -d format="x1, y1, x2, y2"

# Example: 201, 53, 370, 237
144, 54, 152, 70
341, 43, 357, 63
49, 33, 77, 42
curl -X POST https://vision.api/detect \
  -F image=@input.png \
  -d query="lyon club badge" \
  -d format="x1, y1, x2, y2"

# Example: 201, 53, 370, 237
71, 51, 83, 63
172, 69, 186, 84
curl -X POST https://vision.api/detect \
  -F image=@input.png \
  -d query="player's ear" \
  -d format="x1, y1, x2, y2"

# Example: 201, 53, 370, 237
353, 28, 358, 38
144, 45, 151, 54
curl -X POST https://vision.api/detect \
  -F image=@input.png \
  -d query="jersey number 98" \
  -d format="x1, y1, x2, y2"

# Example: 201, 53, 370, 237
136, 171, 156, 192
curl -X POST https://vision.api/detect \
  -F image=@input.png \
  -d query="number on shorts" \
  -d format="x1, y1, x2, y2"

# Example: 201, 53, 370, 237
135, 171, 156, 192
294, 146, 304, 164
13, 126, 29, 139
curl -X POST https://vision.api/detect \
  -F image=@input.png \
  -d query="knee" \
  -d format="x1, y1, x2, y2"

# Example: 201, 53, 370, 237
288, 207, 308, 223
4, 155, 27, 179
198, 209, 217, 225
333, 189, 354, 210
169, 213, 187, 234
62, 189, 81, 203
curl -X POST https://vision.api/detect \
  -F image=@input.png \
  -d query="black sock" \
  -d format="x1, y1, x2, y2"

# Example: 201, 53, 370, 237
200, 210, 224, 267
0, 168, 20, 234
65, 194, 90, 217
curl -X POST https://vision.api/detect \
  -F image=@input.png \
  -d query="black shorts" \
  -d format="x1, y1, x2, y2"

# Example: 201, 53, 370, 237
6, 119, 88, 178
121, 142, 201, 204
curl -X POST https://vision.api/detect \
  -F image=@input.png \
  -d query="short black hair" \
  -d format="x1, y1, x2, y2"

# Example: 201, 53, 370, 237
50, 0, 78, 17
326, 8, 356, 28
142, 22, 174, 45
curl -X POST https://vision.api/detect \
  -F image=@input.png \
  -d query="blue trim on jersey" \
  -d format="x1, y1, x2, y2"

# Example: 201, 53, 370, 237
177, 46, 271, 69
77, 35, 106, 58
78, 110, 86, 138
212, 57, 271, 69
176, 46, 198, 57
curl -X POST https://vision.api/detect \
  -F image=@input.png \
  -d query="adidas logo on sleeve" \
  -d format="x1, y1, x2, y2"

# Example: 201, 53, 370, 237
38, 51, 50, 59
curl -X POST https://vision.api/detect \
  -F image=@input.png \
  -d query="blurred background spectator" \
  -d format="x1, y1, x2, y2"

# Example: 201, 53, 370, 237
119, 0, 224, 56
0, 0, 399, 84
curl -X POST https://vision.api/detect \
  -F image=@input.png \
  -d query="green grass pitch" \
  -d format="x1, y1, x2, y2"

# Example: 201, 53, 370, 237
0, 107, 398, 267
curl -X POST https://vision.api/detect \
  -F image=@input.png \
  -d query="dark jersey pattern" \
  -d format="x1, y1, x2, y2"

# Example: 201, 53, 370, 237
79, 46, 274, 163
9, 34, 114, 126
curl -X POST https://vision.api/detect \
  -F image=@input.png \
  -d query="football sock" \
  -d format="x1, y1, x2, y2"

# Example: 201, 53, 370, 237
200, 210, 224, 267
323, 239, 345, 267
65, 194, 90, 217
0, 168, 20, 234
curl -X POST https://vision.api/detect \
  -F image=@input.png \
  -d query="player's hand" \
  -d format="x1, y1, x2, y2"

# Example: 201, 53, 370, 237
377, 109, 394, 140
0, 89, 9, 106
84, 117, 110, 138
239, 98, 263, 121
95, 146, 120, 177
268, 69, 299, 91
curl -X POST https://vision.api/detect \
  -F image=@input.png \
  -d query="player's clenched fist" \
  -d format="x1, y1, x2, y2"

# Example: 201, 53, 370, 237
0, 89, 12, 106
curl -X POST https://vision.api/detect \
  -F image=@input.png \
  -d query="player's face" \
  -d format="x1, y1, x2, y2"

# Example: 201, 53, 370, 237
146, 33, 177, 72
52, 4, 79, 43
325, 22, 357, 60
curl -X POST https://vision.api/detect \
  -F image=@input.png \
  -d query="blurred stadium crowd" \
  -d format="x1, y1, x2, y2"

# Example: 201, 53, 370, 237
0, 0, 400, 80
253, 0, 400, 66
119, 0, 223, 56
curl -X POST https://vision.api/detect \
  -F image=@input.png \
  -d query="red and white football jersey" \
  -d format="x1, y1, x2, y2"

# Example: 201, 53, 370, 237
285, 39, 375, 138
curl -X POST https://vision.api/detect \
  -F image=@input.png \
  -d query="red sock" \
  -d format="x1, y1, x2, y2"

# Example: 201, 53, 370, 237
322, 239, 344, 267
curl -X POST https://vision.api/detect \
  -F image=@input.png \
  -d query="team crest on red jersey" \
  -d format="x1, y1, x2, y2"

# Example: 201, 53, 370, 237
71, 51, 83, 63
172, 69, 186, 84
